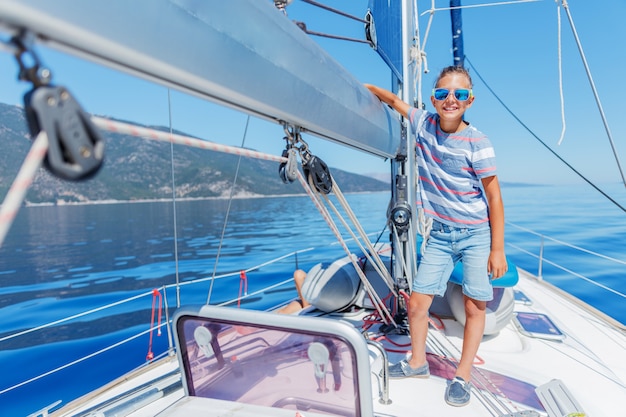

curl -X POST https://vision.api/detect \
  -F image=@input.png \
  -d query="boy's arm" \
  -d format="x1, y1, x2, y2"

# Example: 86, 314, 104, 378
482, 175, 508, 279
364, 84, 411, 118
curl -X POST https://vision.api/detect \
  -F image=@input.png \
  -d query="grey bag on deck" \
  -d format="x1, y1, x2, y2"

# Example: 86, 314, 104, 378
302, 255, 361, 312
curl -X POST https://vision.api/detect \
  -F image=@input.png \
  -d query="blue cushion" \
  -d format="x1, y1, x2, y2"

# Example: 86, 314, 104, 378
449, 257, 519, 288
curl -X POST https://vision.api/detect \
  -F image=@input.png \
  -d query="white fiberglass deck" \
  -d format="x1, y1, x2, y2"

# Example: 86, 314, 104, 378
50, 268, 626, 417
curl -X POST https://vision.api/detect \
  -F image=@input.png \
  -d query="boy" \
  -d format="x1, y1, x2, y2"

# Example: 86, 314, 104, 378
365, 66, 507, 407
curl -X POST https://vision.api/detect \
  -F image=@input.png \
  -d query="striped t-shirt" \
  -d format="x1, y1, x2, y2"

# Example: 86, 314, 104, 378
407, 107, 497, 228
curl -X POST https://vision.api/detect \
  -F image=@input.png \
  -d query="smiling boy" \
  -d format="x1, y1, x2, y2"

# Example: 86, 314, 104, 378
365, 66, 506, 407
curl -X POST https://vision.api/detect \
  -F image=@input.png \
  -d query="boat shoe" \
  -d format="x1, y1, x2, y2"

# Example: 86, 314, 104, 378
385, 359, 430, 378
445, 376, 471, 406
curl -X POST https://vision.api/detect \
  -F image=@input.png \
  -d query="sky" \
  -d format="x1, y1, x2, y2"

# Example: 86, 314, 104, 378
0, 0, 624, 188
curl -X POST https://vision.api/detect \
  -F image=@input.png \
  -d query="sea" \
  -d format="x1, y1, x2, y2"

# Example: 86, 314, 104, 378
0, 183, 624, 416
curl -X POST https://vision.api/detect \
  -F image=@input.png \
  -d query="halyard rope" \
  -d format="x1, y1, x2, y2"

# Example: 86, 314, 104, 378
295, 171, 396, 326
0, 131, 48, 248
323, 180, 395, 291
0, 116, 287, 249
91, 116, 285, 163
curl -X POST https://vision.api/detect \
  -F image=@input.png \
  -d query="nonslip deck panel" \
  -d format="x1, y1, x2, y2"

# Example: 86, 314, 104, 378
535, 379, 586, 417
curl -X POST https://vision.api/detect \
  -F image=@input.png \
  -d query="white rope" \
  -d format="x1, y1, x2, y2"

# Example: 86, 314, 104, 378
315, 187, 396, 324
0, 131, 48, 248
296, 170, 396, 326
91, 116, 286, 164
0, 115, 287, 250
324, 180, 395, 291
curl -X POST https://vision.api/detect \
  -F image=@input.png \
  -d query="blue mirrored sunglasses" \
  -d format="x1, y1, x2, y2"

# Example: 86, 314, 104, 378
432, 88, 473, 101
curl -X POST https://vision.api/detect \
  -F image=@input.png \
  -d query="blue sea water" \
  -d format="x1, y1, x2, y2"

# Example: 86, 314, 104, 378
0, 184, 624, 416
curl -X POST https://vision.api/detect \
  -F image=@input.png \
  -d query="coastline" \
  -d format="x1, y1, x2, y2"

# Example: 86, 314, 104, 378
22, 190, 390, 207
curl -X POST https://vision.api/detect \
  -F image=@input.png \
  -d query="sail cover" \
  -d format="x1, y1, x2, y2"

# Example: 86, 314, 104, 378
0, 0, 401, 158
367, 0, 403, 83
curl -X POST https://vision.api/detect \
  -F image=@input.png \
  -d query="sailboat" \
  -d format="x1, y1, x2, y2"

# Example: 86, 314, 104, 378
0, 1, 624, 416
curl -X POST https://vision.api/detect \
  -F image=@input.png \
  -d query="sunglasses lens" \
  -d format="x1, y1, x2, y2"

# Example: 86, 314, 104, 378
454, 89, 471, 101
433, 88, 449, 100
433, 88, 472, 101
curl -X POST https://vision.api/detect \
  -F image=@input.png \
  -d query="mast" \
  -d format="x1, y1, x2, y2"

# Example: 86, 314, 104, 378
450, 0, 465, 67
389, 0, 419, 300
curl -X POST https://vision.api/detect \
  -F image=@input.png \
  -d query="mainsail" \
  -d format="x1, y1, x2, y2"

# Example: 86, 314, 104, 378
0, 0, 401, 158
366, 0, 403, 84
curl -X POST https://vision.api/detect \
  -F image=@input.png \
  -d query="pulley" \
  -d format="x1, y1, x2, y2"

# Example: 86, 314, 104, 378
390, 202, 411, 230
389, 174, 411, 233
14, 33, 104, 181
303, 155, 332, 194
24, 85, 105, 181
280, 123, 332, 194
278, 145, 299, 183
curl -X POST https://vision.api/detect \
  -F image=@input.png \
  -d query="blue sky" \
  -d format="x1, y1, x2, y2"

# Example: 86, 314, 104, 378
0, 0, 624, 186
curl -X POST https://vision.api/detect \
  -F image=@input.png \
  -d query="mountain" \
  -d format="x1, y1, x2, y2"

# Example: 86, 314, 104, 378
0, 103, 388, 205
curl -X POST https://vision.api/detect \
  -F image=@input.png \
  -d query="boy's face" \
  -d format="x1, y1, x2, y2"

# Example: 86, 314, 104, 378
430, 73, 474, 123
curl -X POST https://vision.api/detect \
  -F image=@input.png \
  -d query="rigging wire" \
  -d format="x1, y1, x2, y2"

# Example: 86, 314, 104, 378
466, 57, 626, 214
420, 0, 542, 16
555, 3, 566, 145
206, 115, 251, 305
167, 88, 181, 308
300, 0, 368, 23
295, 25, 371, 44
560, 0, 626, 187
292, 0, 370, 44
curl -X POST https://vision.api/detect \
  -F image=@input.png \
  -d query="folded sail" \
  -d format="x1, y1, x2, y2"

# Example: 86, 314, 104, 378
0, 0, 400, 158
367, 0, 403, 83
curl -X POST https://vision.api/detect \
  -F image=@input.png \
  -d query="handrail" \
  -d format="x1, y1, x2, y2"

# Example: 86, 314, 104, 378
506, 221, 626, 300
0, 249, 310, 396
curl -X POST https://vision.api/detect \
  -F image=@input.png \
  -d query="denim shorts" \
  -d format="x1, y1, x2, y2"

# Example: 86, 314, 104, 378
413, 220, 493, 301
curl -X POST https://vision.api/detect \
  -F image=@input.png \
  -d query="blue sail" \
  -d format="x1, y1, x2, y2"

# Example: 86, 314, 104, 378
367, 0, 403, 83
450, 0, 465, 67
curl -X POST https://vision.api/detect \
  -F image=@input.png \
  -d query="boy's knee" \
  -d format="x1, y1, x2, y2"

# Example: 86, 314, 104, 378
293, 269, 307, 288
464, 297, 486, 317
409, 293, 432, 318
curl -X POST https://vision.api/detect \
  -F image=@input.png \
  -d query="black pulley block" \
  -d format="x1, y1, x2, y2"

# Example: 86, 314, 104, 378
24, 86, 104, 181
303, 155, 332, 194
